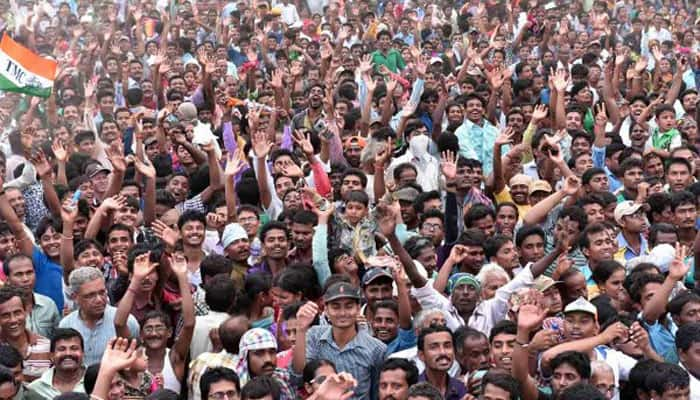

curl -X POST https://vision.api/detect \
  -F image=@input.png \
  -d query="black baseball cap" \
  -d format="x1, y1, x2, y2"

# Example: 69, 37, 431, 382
361, 268, 394, 288
323, 282, 361, 303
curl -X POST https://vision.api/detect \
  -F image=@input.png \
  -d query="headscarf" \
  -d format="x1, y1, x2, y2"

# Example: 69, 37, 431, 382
236, 328, 278, 386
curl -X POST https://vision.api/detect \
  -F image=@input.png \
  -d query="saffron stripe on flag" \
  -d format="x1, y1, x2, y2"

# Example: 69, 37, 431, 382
0, 33, 56, 80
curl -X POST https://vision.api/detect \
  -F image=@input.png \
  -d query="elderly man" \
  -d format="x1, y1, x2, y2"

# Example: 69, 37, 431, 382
58, 267, 140, 365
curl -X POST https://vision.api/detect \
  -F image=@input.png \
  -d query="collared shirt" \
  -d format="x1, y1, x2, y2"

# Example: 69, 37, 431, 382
615, 232, 649, 263
188, 351, 239, 400
25, 367, 85, 400
469, 266, 534, 334
27, 293, 60, 339
592, 145, 621, 193
190, 311, 231, 361
418, 372, 468, 400
454, 118, 500, 176
303, 325, 387, 400
59, 305, 140, 366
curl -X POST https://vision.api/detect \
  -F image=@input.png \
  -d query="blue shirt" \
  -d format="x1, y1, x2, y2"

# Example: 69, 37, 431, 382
455, 119, 500, 176
639, 312, 677, 360
616, 232, 649, 262
386, 328, 417, 356
592, 145, 622, 192
32, 246, 64, 312
59, 305, 141, 366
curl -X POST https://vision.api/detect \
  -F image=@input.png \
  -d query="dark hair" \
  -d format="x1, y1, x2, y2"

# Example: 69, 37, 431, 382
489, 320, 516, 343
177, 210, 206, 230
629, 273, 665, 304
0, 286, 23, 309
241, 376, 280, 400
414, 191, 442, 214
624, 359, 662, 400
200, 367, 241, 400
302, 359, 336, 384
515, 225, 545, 248
84, 363, 100, 394
50, 328, 84, 352
558, 382, 606, 400
35, 216, 62, 241
458, 228, 487, 247
578, 222, 606, 250
645, 362, 690, 395
647, 194, 672, 224
654, 103, 676, 119
551, 351, 591, 379
666, 157, 693, 174
417, 324, 453, 351
2, 253, 32, 277
676, 322, 700, 351
420, 209, 444, 226
464, 204, 495, 228
407, 382, 443, 400
259, 221, 289, 242
671, 191, 696, 212
668, 291, 700, 317
380, 358, 419, 386
341, 168, 368, 188
369, 299, 399, 317
581, 167, 607, 185
273, 265, 320, 300
345, 190, 370, 207
558, 206, 588, 232
203, 274, 237, 313
0, 344, 22, 370
200, 255, 234, 282
53, 393, 89, 400
453, 326, 487, 354
145, 389, 180, 400
291, 210, 318, 226
235, 273, 272, 314
481, 373, 521, 400
619, 157, 643, 176
484, 235, 513, 260
74, 239, 105, 259
591, 260, 624, 285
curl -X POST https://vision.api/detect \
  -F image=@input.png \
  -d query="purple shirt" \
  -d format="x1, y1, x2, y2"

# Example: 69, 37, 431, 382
418, 372, 468, 400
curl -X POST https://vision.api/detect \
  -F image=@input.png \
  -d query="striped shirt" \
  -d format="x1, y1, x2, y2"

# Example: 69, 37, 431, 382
8, 331, 52, 382
303, 325, 387, 400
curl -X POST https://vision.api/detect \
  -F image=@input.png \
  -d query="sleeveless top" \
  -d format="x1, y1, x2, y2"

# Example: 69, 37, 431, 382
162, 348, 181, 394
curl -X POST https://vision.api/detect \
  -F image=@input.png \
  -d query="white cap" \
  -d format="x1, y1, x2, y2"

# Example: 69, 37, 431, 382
614, 201, 643, 225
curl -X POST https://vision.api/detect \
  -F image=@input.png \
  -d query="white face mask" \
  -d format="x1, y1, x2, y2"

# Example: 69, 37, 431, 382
409, 134, 430, 158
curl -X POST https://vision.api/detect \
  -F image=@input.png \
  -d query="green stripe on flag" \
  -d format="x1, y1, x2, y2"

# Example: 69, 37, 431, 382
0, 74, 52, 98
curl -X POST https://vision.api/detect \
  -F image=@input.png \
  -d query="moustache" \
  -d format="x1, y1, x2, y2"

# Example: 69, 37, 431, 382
262, 362, 275, 370
59, 356, 80, 364
436, 356, 451, 364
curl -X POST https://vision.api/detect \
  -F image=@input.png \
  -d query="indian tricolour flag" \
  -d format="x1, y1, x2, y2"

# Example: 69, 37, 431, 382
0, 33, 57, 98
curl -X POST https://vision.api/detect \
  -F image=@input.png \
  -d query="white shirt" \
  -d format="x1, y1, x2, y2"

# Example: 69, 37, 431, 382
190, 311, 231, 360
387, 151, 441, 192
592, 346, 637, 400
680, 362, 700, 399
273, 2, 301, 27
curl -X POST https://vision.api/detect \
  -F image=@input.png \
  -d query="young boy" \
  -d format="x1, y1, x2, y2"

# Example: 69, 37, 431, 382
651, 104, 682, 156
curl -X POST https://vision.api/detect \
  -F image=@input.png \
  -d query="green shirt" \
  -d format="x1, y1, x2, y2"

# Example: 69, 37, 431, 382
26, 368, 85, 400
371, 49, 406, 73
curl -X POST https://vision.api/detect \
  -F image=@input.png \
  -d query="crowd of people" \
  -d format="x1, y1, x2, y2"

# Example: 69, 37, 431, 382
2, 0, 700, 398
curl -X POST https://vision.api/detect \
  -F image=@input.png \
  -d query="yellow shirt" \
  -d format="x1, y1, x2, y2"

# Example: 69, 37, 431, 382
494, 188, 531, 220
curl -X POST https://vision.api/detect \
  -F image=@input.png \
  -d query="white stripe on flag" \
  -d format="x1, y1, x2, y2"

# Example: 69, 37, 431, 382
0, 51, 54, 90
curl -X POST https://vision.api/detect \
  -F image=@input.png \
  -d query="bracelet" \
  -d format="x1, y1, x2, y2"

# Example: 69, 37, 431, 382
61, 234, 74, 240
515, 339, 530, 348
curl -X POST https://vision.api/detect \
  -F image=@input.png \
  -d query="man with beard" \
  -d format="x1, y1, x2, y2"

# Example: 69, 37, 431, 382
25, 328, 86, 399
417, 325, 467, 400
59, 267, 139, 366
3, 254, 59, 338
221, 223, 251, 289
343, 137, 365, 169
114, 251, 194, 395
236, 328, 295, 399
247, 222, 289, 278
288, 211, 316, 265
0, 286, 51, 383
378, 359, 418, 400
294, 282, 387, 400
292, 83, 325, 133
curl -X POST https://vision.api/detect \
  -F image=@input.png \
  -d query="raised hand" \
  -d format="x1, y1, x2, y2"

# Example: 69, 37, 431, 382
132, 251, 157, 282
169, 252, 188, 277
206, 212, 226, 230
374, 139, 393, 168
601, 321, 629, 344
106, 142, 126, 172
376, 203, 398, 238
101, 337, 139, 372
448, 244, 469, 265
29, 150, 52, 179
152, 219, 181, 248
531, 104, 549, 123
134, 157, 156, 179
668, 243, 689, 281
292, 129, 315, 159
562, 175, 581, 196
270, 69, 284, 89
296, 301, 319, 329
495, 127, 515, 147
440, 150, 457, 180
60, 198, 78, 225
401, 99, 419, 118
551, 68, 569, 93
224, 150, 248, 177
313, 372, 358, 400
517, 302, 547, 331
594, 103, 608, 127
280, 162, 304, 178
101, 195, 128, 212
634, 56, 648, 74
251, 130, 272, 158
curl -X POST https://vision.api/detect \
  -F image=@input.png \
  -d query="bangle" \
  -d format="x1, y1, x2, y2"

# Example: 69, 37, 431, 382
61, 234, 73, 240
515, 339, 530, 348
127, 286, 138, 295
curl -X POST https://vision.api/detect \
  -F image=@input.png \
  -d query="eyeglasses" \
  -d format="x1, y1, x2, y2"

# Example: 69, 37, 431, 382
311, 375, 328, 385
209, 390, 239, 400
143, 325, 168, 334
422, 222, 443, 231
